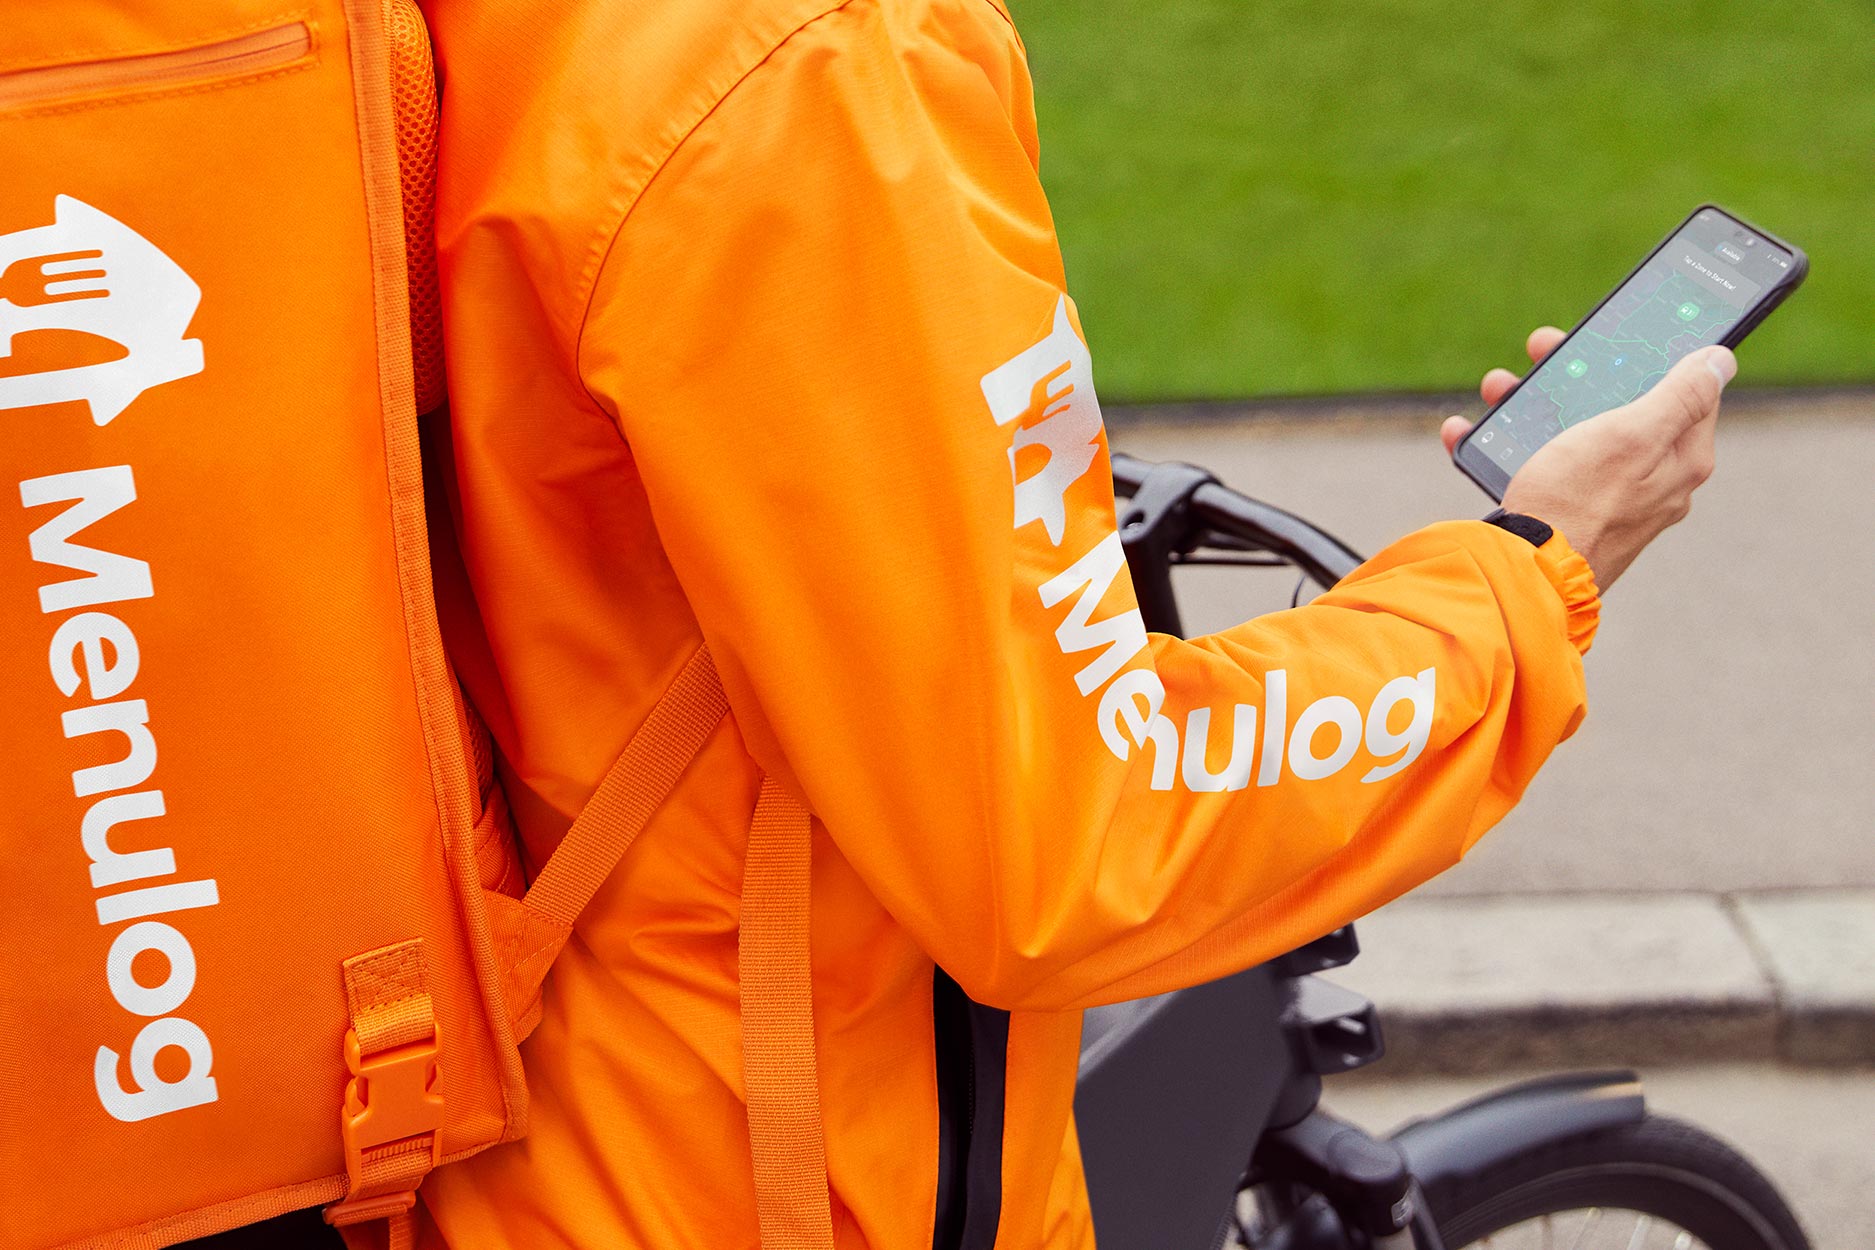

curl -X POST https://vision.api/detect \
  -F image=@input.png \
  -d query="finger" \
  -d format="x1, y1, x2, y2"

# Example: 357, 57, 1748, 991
1624, 346, 1734, 440
1480, 367, 1521, 406
1441, 415, 1473, 457
1526, 326, 1566, 364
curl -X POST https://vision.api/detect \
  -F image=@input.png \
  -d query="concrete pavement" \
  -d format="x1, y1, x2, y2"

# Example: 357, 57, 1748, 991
1336, 889, 1875, 1071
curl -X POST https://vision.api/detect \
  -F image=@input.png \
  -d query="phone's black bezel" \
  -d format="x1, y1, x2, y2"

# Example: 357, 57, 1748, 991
1454, 204, 1810, 501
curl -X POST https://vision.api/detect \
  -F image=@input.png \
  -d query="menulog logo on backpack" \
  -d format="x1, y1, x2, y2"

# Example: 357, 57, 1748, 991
5, 196, 220, 1122
1, 195, 203, 426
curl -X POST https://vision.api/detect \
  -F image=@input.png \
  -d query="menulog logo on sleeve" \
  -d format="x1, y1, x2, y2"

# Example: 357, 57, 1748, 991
982, 293, 1437, 794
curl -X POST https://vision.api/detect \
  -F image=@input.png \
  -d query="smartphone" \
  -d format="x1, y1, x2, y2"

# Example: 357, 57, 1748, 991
1454, 205, 1807, 500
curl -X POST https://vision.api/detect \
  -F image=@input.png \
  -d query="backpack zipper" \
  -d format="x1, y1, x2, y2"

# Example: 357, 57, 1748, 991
0, 22, 312, 112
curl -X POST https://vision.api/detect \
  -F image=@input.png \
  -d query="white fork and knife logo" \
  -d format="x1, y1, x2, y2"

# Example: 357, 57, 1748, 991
0, 195, 204, 425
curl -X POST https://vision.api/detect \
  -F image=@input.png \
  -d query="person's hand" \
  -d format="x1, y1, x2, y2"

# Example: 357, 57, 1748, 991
1440, 326, 1734, 592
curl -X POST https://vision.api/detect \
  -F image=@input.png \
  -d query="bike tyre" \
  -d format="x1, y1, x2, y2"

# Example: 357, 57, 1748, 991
1425, 1114, 1810, 1250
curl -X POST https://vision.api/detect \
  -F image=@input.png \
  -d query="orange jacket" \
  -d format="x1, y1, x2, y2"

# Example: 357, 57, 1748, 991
415, 0, 1600, 1245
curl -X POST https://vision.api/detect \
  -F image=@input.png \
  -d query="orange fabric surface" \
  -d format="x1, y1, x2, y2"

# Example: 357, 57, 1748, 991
415, 0, 1599, 1246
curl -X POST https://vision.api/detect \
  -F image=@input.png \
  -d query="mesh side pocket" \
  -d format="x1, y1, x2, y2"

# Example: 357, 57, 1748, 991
388, 0, 445, 414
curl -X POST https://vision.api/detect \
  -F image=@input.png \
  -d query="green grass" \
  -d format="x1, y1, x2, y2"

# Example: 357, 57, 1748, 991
1014, 0, 1875, 401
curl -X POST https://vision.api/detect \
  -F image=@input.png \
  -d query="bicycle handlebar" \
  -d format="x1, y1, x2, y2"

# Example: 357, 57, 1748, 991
1111, 452, 1365, 590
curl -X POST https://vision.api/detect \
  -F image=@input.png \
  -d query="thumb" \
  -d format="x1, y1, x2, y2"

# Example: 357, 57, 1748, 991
1624, 345, 1736, 437
1440, 415, 1473, 457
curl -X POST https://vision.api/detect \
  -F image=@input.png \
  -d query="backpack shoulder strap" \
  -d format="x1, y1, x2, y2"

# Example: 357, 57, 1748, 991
523, 643, 729, 928
741, 777, 835, 1250
493, 641, 834, 1249
491, 643, 726, 1036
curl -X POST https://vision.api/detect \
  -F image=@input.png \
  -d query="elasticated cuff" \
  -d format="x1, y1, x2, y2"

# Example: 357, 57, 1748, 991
1531, 529, 1602, 654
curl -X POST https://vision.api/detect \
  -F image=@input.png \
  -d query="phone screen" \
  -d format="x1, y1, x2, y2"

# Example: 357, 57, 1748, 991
1459, 207, 1801, 494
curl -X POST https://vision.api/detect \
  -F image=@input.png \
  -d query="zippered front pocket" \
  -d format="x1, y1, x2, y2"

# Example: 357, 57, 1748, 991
0, 21, 313, 114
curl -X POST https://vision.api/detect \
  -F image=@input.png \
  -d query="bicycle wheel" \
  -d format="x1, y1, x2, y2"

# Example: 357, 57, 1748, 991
1426, 1115, 1810, 1250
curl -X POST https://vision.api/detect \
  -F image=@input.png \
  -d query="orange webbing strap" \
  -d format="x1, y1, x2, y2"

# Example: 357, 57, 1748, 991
741, 777, 836, 1250
522, 644, 729, 928
325, 940, 443, 1250
492, 643, 732, 1040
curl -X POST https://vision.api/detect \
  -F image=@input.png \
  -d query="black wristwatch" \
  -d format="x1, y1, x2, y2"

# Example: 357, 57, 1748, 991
1482, 508, 1553, 548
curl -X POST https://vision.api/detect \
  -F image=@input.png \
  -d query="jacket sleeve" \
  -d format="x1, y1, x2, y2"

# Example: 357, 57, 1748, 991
576, 0, 1600, 1012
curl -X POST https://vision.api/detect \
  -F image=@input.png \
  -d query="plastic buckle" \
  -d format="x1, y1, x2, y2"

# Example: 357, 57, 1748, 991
336, 1026, 444, 1196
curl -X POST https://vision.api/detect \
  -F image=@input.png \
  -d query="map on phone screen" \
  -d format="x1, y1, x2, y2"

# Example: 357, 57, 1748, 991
1477, 210, 1793, 477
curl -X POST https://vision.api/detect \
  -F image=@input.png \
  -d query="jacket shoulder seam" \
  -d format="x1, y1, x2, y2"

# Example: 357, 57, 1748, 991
570, 0, 857, 416
571, 0, 1027, 416
970, 0, 1024, 55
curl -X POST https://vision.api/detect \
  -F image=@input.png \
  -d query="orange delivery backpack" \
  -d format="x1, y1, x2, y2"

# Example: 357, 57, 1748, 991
0, 4, 741, 1248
